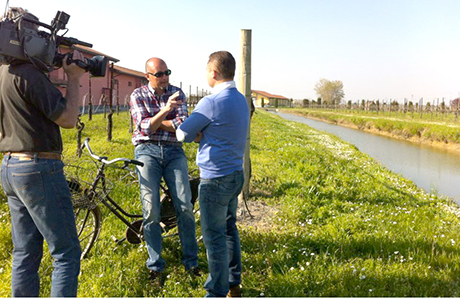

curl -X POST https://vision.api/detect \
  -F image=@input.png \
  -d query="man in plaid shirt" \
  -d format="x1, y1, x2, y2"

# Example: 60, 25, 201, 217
130, 57, 200, 283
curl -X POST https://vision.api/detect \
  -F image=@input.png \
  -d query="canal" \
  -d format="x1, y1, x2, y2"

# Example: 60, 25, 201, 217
273, 111, 460, 203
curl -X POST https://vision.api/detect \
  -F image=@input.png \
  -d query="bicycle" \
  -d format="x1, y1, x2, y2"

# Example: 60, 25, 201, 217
65, 138, 200, 259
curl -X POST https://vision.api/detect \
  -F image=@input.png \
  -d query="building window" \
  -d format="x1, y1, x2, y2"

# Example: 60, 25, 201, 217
128, 81, 132, 87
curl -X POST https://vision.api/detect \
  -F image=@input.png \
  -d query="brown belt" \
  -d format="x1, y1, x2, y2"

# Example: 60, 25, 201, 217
5, 152, 62, 160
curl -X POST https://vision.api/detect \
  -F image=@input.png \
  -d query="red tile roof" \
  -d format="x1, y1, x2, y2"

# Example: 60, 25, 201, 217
252, 89, 288, 100
111, 65, 145, 78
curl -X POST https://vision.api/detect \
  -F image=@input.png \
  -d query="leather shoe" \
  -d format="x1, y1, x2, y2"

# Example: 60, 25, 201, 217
188, 266, 203, 277
148, 270, 163, 287
227, 285, 241, 297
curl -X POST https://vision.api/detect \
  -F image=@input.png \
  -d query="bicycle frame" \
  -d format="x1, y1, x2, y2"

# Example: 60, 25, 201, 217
72, 137, 199, 258
91, 161, 145, 243
81, 138, 146, 244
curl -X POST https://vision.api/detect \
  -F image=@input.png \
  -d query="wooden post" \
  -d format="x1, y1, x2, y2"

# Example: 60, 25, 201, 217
238, 29, 252, 206
107, 62, 114, 141
116, 80, 120, 115
88, 77, 93, 120
189, 85, 192, 109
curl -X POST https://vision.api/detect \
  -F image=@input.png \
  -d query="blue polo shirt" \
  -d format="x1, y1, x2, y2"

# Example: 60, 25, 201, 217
177, 81, 249, 179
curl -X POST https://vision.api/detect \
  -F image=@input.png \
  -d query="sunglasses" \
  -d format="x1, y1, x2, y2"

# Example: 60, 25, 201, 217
147, 69, 172, 78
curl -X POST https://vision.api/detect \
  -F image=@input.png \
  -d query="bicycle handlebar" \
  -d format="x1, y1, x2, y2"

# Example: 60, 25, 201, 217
83, 138, 144, 167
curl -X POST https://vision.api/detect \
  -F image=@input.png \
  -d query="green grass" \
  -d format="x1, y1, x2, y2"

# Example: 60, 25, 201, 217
284, 107, 460, 145
1, 109, 460, 296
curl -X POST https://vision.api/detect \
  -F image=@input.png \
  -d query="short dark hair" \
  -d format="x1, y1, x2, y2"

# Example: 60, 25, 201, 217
208, 51, 235, 80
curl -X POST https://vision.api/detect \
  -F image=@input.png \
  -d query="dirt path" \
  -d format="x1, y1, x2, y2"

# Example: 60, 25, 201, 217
237, 199, 279, 231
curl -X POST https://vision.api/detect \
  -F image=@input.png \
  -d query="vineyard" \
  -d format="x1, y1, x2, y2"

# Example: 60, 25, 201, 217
0, 110, 459, 296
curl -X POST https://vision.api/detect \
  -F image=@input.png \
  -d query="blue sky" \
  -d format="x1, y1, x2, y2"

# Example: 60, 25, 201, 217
6, 0, 460, 102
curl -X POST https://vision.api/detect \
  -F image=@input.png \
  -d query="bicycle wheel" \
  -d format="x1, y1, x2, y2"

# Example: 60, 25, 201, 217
68, 178, 102, 259
159, 186, 200, 234
74, 205, 102, 259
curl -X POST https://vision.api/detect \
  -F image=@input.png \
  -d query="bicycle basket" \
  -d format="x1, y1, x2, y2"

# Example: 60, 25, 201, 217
64, 162, 113, 210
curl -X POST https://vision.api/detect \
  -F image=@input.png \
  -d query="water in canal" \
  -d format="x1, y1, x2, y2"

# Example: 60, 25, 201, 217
273, 111, 460, 203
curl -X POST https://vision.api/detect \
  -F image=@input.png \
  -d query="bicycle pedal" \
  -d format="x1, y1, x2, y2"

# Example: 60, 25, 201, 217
111, 236, 126, 244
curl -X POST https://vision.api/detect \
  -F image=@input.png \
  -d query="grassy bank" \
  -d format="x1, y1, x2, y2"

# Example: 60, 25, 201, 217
283, 108, 460, 153
0, 110, 460, 296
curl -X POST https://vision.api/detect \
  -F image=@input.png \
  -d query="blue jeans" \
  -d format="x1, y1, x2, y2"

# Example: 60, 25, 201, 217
135, 143, 198, 272
1, 156, 81, 297
199, 171, 244, 297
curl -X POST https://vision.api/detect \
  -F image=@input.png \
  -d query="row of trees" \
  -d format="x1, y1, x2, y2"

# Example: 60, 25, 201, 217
300, 98, 453, 111
309, 78, 459, 113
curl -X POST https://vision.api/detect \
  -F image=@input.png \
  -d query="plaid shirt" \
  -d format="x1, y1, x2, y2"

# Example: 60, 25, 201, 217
130, 84, 188, 146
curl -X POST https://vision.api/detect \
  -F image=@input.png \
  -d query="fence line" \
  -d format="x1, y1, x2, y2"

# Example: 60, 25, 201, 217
289, 98, 460, 121
79, 82, 210, 117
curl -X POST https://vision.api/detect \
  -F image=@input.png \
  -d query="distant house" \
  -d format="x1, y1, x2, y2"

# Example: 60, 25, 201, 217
49, 45, 147, 108
252, 90, 290, 107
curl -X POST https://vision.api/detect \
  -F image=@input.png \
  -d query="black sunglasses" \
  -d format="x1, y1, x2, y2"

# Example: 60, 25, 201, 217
147, 69, 171, 78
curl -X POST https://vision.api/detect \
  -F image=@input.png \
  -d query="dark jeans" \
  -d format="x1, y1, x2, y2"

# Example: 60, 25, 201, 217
199, 171, 244, 297
1, 156, 81, 297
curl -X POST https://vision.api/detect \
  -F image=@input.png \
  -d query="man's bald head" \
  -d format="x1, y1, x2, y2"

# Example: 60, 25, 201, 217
145, 57, 170, 95
145, 57, 166, 72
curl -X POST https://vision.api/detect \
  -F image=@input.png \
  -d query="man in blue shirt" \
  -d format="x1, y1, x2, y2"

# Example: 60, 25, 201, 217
177, 51, 249, 297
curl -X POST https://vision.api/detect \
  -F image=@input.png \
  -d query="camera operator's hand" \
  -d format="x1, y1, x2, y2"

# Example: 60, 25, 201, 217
63, 50, 86, 79
55, 50, 86, 128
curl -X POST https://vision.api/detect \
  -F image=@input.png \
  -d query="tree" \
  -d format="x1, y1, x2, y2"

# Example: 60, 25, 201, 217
451, 98, 460, 109
314, 78, 345, 105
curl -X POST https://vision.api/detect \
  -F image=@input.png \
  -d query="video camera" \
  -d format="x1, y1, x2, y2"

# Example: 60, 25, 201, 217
0, 9, 107, 76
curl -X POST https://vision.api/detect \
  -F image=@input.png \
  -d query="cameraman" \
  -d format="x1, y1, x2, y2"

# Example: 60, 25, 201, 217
0, 7, 85, 297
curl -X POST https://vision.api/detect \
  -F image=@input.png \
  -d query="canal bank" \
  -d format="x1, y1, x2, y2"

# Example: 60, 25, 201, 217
282, 109, 460, 155
272, 110, 460, 203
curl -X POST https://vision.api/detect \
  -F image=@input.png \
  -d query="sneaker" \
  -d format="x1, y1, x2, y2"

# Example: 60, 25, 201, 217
227, 285, 241, 297
188, 266, 203, 277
